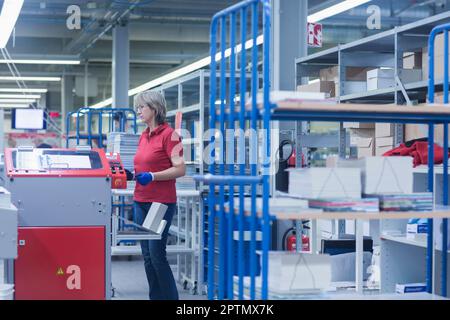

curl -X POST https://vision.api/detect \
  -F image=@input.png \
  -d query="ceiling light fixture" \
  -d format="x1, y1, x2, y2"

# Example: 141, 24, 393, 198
90, 35, 264, 109
0, 76, 61, 82
307, 0, 372, 23
0, 0, 24, 48
0, 99, 36, 103
90, 1, 372, 109
0, 88, 48, 93
0, 104, 30, 109
0, 59, 80, 65
0, 94, 41, 99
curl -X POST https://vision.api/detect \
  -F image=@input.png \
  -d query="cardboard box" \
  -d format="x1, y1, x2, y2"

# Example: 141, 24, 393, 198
406, 223, 428, 234
395, 283, 427, 294
350, 128, 375, 158
398, 68, 422, 83
336, 81, 367, 95
403, 52, 422, 69
367, 68, 395, 91
375, 136, 394, 156
288, 167, 362, 199
375, 123, 394, 138
422, 41, 450, 80
405, 114, 450, 145
319, 66, 371, 82
297, 80, 335, 97
337, 156, 413, 194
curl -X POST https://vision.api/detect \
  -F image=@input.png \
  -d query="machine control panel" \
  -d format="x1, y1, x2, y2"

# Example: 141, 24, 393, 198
106, 153, 127, 189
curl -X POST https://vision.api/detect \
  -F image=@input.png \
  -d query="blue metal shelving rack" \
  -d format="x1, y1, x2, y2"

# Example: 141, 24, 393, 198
65, 107, 137, 148
195, 0, 450, 300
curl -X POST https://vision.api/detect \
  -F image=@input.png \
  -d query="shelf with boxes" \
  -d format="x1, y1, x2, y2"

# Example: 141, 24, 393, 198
196, 0, 450, 300
295, 10, 450, 161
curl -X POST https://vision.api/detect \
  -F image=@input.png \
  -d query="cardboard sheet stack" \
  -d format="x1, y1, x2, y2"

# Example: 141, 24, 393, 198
233, 251, 332, 297
366, 193, 433, 211
287, 168, 361, 199
106, 133, 140, 172
308, 198, 379, 212
337, 156, 413, 194
337, 156, 433, 211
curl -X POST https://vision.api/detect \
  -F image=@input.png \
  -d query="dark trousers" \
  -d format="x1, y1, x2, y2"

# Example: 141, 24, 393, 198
134, 201, 179, 300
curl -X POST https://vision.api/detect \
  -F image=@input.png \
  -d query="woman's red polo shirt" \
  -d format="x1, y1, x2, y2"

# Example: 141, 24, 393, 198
133, 123, 183, 203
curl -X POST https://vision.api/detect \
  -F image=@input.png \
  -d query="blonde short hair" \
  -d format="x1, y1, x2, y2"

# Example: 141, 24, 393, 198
134, 90, 167, 124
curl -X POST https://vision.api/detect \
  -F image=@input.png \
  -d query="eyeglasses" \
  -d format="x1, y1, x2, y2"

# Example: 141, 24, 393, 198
135, 105, 147, 112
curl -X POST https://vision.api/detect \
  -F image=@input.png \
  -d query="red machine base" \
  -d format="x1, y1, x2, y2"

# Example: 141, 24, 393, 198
14, 226, 105, 300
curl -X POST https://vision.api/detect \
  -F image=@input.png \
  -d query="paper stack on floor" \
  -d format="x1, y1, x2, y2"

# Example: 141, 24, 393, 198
288, 168, 361, 199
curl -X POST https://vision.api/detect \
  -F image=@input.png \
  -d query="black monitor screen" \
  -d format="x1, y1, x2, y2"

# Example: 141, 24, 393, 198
321, 239, 373, 256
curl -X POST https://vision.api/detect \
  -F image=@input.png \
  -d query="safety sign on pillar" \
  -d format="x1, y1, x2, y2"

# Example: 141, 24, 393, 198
307, 22, 322, 48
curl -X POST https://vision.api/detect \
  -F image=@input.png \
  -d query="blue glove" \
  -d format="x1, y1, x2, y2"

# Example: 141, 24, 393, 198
136, 172, 154, 186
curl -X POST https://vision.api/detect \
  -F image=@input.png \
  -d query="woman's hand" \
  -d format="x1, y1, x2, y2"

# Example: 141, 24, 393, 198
136, 172, 154, 186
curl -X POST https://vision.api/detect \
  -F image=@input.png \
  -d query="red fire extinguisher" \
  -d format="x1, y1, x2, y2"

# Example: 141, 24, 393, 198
282, 226, 310, 252
287, 149, 305, 168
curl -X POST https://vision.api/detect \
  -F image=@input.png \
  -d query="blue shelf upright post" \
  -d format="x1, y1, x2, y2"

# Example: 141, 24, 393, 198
201, 0, 271, 300
443, 28, 449, 298
208, 10, 218, 300
428, 23, 450, 297
237, 5, 248, 300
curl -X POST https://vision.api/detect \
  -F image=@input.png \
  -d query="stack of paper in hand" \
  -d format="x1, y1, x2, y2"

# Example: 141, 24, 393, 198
337, 156, 413, 194
106, 133, 140, 172
287, 168, 361, 199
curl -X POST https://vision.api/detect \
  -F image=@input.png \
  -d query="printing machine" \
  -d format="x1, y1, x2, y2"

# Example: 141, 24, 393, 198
3, 146, 126, 300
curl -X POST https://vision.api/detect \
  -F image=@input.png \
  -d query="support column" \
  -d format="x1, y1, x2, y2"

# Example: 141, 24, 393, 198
61, 75, 74, 135
272, 0, 307, 91
112, 23, 130, 109
271, 0, 308, 250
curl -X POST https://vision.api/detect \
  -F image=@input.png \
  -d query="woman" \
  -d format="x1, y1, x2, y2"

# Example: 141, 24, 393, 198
133, 90, 186, 300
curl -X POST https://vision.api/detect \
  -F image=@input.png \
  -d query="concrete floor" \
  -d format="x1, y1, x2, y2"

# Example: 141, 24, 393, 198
111, 256, 206, 300
0, 257, 206, 300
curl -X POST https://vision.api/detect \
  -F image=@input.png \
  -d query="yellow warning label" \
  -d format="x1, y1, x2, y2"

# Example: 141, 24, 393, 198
56, 267, 64, 276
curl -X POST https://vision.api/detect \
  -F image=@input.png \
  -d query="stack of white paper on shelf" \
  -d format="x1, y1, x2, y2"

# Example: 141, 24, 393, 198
253, 90, 336, 105
106, 133, 140, 172
0, 187, 11, 208
308, 198, 379, 212
225, 197, 314, 215
366, 193, 433, 211
337, 156, 413, 194
287, 168, 361, 199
